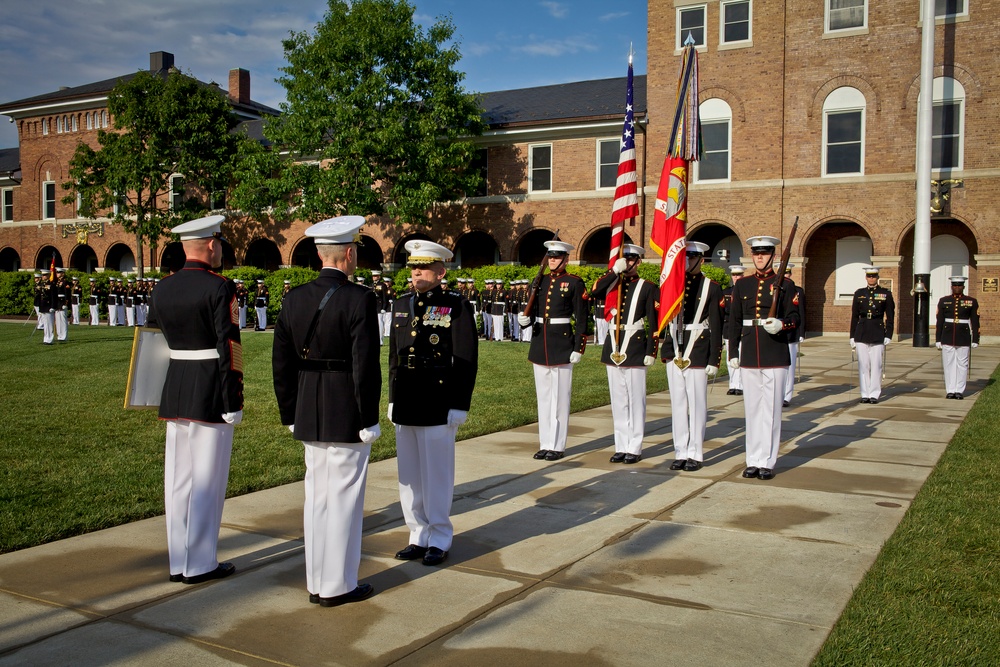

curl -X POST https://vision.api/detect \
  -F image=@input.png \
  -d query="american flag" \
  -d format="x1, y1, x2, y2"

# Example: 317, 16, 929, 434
604, 56, 640, 321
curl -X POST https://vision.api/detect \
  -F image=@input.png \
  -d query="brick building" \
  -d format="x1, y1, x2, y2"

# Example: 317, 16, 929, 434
2, 0, 999, 336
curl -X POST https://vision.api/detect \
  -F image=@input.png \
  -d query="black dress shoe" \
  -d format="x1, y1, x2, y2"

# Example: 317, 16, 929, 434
957, 393, 964, 400
945, 393, 954, 399
395, 544, 428, 560
669, 459, 687, 470
860, 397, 870, 404
609, 452, 627, 463
182, 562, 235, 584
726, 389, 736, 395
684, 460, 703, 471
782, 401, 790, 408
757, 468, 774, 480
422, 547, 448, 566
623, 453, 641, 464
309, 593, 321, 604
319, 583, 374, 607
533, 450, 550, 460
869, 398, 878, 404
544, 450, 564, 461
742, 467, 759, 478
734, 389, 743, 395
169, 573, 184, 583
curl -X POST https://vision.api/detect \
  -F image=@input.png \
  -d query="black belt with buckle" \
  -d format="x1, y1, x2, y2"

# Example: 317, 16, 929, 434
298, 358, 351, 372
399, 354, 452, 370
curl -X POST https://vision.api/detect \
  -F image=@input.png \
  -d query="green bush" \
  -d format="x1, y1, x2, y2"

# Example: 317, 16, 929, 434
0, 272, 34, 316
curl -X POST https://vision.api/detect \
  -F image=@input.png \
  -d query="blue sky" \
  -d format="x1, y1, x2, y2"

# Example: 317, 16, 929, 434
0, 0, 647, 149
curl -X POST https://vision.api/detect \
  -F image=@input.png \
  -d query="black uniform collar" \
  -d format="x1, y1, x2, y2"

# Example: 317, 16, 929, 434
416, 284, 443, 297
183, 259, 213, 270
755, 268, 775, 279
320, 267, 348, 280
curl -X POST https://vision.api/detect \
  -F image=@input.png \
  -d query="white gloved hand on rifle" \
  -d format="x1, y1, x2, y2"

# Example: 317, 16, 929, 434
762, 317, 783, 335
517, 314, 531, 327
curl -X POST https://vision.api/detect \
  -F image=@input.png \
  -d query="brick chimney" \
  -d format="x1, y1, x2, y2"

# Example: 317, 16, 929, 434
150, 51, 175, 73
229, 68, 250, 104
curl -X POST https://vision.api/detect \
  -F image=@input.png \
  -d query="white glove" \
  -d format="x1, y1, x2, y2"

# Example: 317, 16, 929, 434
972, 342, 979, 349
569, 351, 582, 364
380, 309, 386, 314
447, 409, 468, 427
883, 338, 891, 346
936, 342, 943, 350
728, 357, 739, 370
706, 365, 718, 378
612, 257, 628, 274
222, 410, 243, 425
799, 338, 805, 344
287, 424, 295, 433
643, 355, 654, 366
359, 424, 381, 444
517, 314, 531, 327
762, 317, 782, 335
849, 338, 856, 350
387, 402, 394, 422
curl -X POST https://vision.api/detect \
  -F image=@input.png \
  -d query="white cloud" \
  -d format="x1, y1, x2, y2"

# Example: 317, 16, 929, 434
599, 12, 630, 22
540, 2, 568, 19
516, 35, 599, 57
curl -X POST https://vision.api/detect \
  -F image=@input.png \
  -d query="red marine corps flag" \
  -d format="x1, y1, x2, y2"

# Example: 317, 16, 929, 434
604, 51, 640, 322
650, 34, 701, 335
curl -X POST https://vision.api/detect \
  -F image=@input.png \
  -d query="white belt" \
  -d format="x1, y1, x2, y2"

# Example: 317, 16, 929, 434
952, 319, 971, 324
544, 318, 571, 324
684, 323, 708, 331
170, 348, 220, 360
742, 319, 767, 326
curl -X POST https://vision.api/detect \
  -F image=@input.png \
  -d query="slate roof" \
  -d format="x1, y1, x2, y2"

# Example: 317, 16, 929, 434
0, 147, 18, 174
478, 75, 647, 127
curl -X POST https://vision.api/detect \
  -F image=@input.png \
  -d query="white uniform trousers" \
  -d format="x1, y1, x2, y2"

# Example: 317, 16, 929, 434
89, 304, 100, 325
108, 305, 118, 326
255, 307, 267, 330
302, 441, 370, 598
607, 365, 647, 455
380, 311, 392, 343
483, 309, 493, 338
137, 304, 146, 326
741, 367, 787, 469
126, 306, 135, 326
238, 306, 247, 329
164, 420, 233, 579
521, 319, 532, 342
118, 304, 126, 325
509, 313, 520, 341
726, 340, 743, 390
784, 342, 799, 402
667, 362, 708, 462
595, 317, 609, 347
491, 314, 504, 341
941, 345, 971, 395
71, 304, 81, 325
35, 306, 44, 329
856, 342, 884, 400
533, 363, 574, 453
54, 309, 68, 341
396, 424, 456, 551
41, 311, 55, 343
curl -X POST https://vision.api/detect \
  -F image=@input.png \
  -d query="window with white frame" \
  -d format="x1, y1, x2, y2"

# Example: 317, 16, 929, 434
826, 0, 866, 32
113, 191, 125, 217
677, 5, 707, 48
935, 0, 967, 18
721, 0, 751, 44
529, 144, 552, 193
835, 235, 873, 300
210, 188, 227, 211
76, 189, 84, 218
598, 139, 620, 189
169, 175, 184, 210
696, 99, 732, 182
1, 188, 13, 222
43, 182, 57, 220
72, 115, 78, 132
85, 112, 92, 130
57, 116, 64, 134
931, 77, 965, 170
823, 87, 865, 176
41, 119, 49, 135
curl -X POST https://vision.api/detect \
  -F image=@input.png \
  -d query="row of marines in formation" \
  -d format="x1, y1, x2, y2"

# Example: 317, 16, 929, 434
130, 214, 981, 609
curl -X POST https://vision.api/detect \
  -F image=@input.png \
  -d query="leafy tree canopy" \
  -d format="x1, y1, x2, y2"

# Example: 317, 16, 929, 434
252, 0, 484, 226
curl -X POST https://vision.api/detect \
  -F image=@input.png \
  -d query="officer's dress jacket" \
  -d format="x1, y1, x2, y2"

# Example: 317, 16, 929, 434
936, 294, 980, 347
659, 272, 723, 369
526, 271, 589, 366
592, 271, 658, 367
146, 260, 244, 423
272, 268, 381, 442
727, 270, 799, 368
849, 286, 895, 344
388, 285, 478, 427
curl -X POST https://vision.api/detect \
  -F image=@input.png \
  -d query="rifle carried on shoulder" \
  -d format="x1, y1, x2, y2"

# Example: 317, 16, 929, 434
768, 216, 799, 319
523, 230, 559, 317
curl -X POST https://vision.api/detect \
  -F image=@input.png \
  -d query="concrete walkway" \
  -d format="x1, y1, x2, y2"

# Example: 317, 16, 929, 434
1, 337, 996, 666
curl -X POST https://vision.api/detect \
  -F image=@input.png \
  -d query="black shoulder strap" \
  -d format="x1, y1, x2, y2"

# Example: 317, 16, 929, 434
301, 282, 342, 358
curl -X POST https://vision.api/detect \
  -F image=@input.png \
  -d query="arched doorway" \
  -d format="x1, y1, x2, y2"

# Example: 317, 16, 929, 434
106, 244, 136, 273
516, 229, 557, 266
929, 234, 970, 304
69, 244, 99, 273
357, 235, 384, 270
393, 233, 433, 266
245, 238, 282, 271
160, 242, 185, 274
0, 247, 20, 272
898, 220, 977, 335
454, 231, 499, 268
292, 238, 321, 270
580, 227, 635, 265
36, 246, 64, 271
689, 223, 742, 270
802, 221, 872, 334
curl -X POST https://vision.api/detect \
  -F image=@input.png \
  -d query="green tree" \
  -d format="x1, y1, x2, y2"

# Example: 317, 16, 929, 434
65, 69, 249, 276
242, 0, 484, 225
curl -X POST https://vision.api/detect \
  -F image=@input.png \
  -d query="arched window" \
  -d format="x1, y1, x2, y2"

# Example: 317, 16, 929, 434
822, 87, 866, 176
85, 112, 92, 130
696, 98, 733, 182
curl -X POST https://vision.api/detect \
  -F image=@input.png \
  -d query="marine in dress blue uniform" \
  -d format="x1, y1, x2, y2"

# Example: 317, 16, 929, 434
272, 216, 380, 607
849, 266, 894, 403
517, 240, 589, 461
935, 276, 980, 399
146, 215, 242, 584
783, 265, 807, 406
727, 236, 800, 480
389, 240, 478, 567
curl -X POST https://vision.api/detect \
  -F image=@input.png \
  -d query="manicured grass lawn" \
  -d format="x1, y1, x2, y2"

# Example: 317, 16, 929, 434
0, 322, 664, 553
812, 368, 1000, 665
